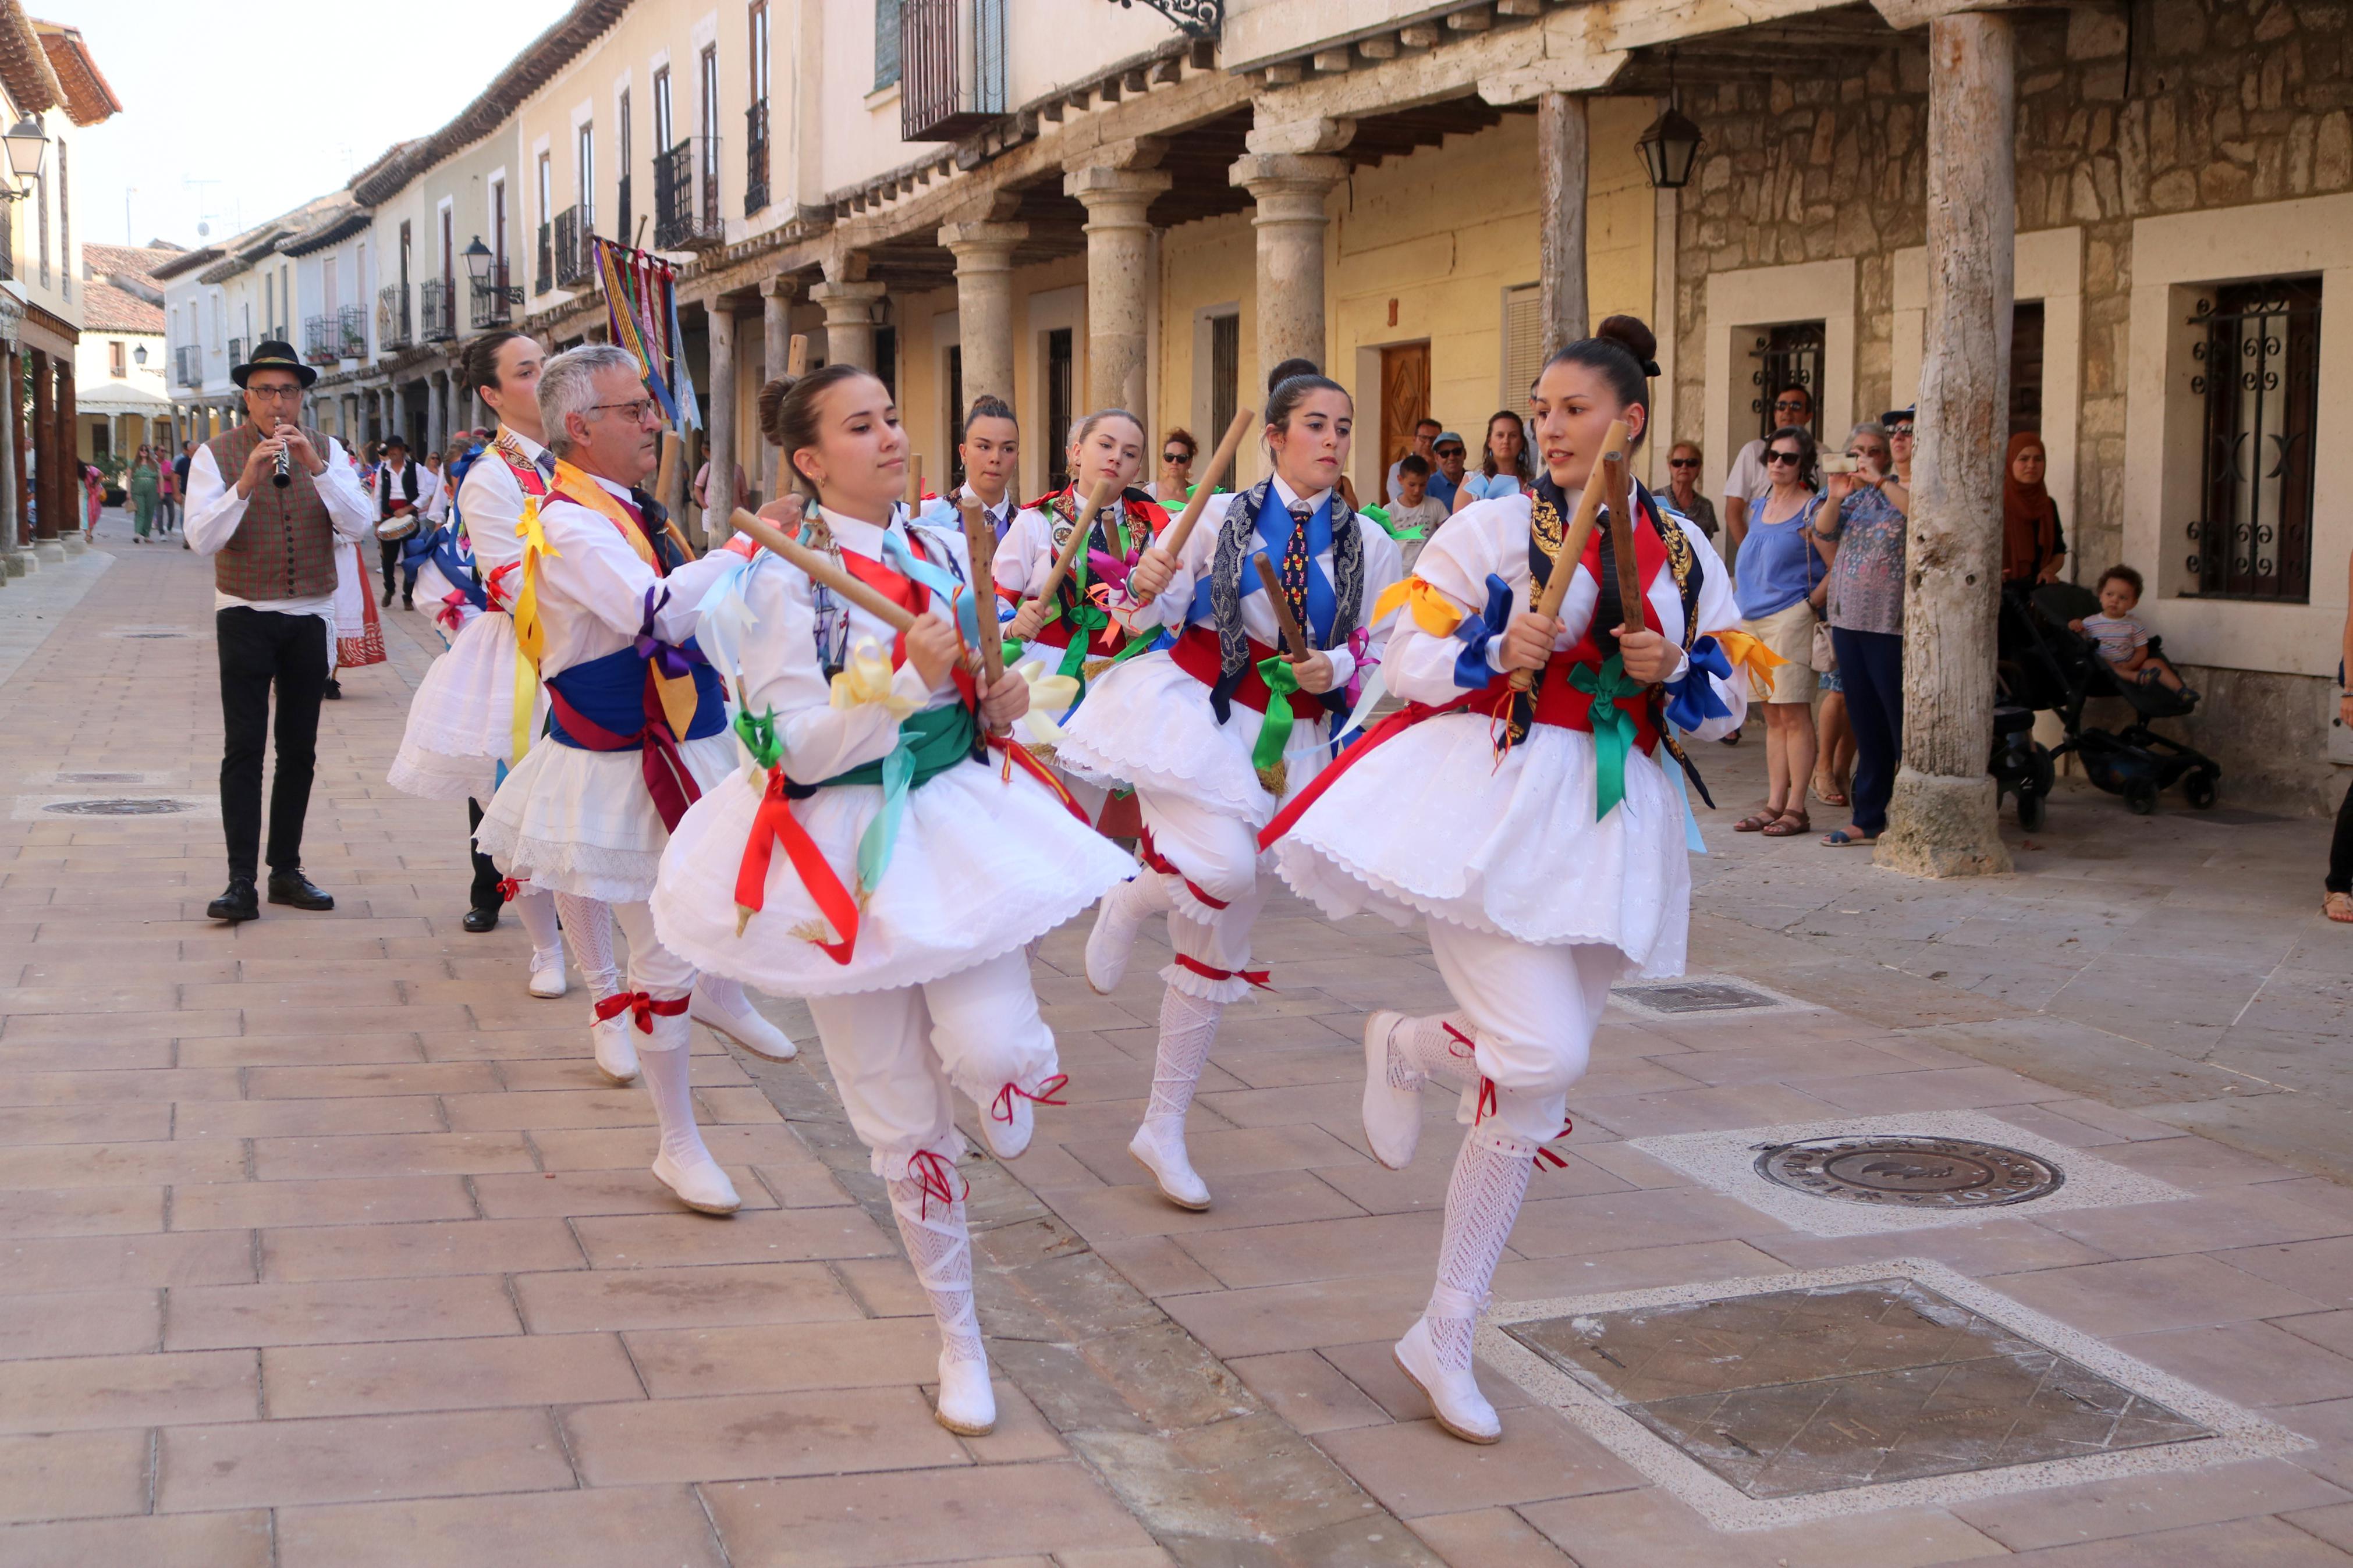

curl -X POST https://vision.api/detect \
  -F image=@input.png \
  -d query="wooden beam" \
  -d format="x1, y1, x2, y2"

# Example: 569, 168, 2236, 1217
1312, 48, 1352, 72
1399, 24, 1439, 46
1449, 6, 1493, 29
1261, 62, 1304, 84
1358, 36, 1400, 60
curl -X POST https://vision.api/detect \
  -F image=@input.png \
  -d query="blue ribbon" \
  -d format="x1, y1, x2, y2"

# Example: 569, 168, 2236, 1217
1184, 486, 1339, 644
1451, 573, 1516, 691
1663, 635, 1736, 733
882, 528, 981, 650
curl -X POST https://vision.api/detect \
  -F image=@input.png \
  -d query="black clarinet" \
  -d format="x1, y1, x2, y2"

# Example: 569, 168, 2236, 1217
271, 421, 292, 488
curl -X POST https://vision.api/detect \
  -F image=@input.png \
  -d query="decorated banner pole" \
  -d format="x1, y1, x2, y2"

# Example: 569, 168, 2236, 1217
1025, 477, 1116, 613
730, 507, 918, 632
1510, 417, 1629, 696
1131, 407, 1255, 608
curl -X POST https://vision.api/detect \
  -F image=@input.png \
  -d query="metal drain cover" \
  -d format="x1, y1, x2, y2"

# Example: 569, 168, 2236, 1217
1617, 980, 1777, 1014
41, 798, 187, 816
1757, 1135, 2063, 1210
56, 772, 144, 784
120, 632, 183, 640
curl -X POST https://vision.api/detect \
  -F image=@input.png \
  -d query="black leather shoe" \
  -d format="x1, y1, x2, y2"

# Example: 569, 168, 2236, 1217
208, 877, 260, 923
380, 587, 393, 607
323, 680, 342, 701
462, 906, 501, 933
265, 870, 335, 911
401, 595, 414, 611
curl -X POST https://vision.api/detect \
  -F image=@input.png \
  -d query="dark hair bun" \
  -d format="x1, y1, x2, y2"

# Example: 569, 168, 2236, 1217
1595, 315, 1660, 376
757, 376, 795, 445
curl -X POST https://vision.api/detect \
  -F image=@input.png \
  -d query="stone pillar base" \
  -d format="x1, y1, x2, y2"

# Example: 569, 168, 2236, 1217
32, 539, 63, 564
1873, 769, 2014, 879
2, 551, 29, 577
60, 536, 87, 557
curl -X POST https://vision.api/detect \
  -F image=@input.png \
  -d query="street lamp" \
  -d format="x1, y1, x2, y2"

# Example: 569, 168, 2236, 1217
1635, 56, 1705, 191
0, 115, 45, 203
133, 344, 148, 366
462, 235, 492, 286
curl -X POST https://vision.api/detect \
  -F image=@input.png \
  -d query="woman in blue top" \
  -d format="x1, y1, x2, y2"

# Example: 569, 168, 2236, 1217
1447, 410, 1535, 513
1732, 425, 1832, 837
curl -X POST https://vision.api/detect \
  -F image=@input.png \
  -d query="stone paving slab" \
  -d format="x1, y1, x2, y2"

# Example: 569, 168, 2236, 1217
1, 520, 2350, 1563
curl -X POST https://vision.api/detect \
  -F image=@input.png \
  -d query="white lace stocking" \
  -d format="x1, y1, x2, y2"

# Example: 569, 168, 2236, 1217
1426, 1123, 1536, 1371
512, 887, 562, 952
1388, 1012, 1478, 1091
886, 1169, 986, 1366
1144, 988, 1223, 1128
637, 1008, 712, 1167
553, 893, 620, 998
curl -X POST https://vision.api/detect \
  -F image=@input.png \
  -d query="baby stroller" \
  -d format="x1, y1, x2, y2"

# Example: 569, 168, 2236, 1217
1999, 581, 2221, 820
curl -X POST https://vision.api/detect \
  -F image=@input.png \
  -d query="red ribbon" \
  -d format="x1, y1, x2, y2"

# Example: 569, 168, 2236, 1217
1173, 954, 1271, 990
907, 1147, 968, 1219
484, 560, 520, 611
1474, 1077, 1498, 1124
437, 590, 470, 632
545, 679, 702, 833
496, 877, 521, 903
991, 1073, 1070, 1125
1442, 1022, 1477, 1060
734, 765, 865, 965
591, 991, 690, 1033
1138, 828, 1229, 911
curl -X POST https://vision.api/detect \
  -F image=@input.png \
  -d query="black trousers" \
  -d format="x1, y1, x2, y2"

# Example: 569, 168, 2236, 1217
217, 606, 329, 881
467, 798, 505, 913
2329, 777, 2353, 896
379, 536, 418, 600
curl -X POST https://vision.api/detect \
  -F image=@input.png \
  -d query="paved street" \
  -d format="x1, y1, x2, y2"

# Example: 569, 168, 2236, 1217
3, 516, 2352, 1566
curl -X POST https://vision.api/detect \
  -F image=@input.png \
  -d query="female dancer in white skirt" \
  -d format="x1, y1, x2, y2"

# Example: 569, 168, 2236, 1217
992, 409, 1167, 823
1261, 317, 1747, 1444
475, 344, 753, 1215
651, 364, 1132, 1436
1058, 374, 1403, 1211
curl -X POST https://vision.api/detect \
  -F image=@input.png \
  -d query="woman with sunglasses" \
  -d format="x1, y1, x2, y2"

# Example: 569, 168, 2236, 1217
1261, 315, 1744, 1445
1662, 442, 1718, 540
1730, 426, 1832, 838
1153, 428, 1197, 506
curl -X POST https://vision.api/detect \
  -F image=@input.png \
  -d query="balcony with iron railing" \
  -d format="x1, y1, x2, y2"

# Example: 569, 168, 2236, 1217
302, 315, 339, 364
902, 0, 1009, 143
535, 223, 553, 296
336, 304, 367, 361
745, 101, 769, 216
654, 140, 725, 251
419, 279, 455, 342
175, 344, 202, 387
553, 206, 594, 288
471, 262, 516, 330
378, 285, 413, 352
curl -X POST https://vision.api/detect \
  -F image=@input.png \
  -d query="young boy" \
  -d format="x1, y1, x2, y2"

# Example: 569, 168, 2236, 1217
1384, 453, 1450, 572
2073, 565, 2190, 695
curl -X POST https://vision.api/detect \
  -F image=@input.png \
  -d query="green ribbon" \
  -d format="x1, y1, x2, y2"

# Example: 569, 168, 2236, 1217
1249, 654, 1303, 786
733, 706, 782, 771
1567, 653, 1644, 822
812, 704, 981, 894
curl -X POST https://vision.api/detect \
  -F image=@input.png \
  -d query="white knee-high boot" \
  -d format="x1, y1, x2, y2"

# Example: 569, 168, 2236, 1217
886, 1155, 995, 1436
690, 973, 796, 1060
556, 893, 633, 1085
1360, 1011, 1478, 1169
1394, 1119, 1534, 1445
1128, 987, 1220, 1211
514, 888, 566, 998
1084, 870, 1171, 995
638, 1001, 739, 1215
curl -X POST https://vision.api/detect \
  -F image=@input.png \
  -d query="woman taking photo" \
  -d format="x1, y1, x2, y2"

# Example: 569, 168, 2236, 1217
1262, 316, 1744, 1445
1060, 373, 1403, 1214
652, 364, 1132, 1438
1449, 410, 1535, 514
1816, 417, 1911, 847
1731, 425, 1831, 837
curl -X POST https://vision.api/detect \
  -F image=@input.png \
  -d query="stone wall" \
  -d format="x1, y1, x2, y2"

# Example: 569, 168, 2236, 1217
1671, 0, 2352, 810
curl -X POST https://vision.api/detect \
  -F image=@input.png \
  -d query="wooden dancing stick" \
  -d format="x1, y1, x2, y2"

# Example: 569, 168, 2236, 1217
786, 333, 808, 377
654, 432, 682, 508
1133, 407, 1256, 607
1606, 446, 1647, 635
730, 506, 917, 632
954, 490, 1009, 699
1027, 476, 1117, 611
1251, 552, 1314, 663
1510, 417, 1629, 695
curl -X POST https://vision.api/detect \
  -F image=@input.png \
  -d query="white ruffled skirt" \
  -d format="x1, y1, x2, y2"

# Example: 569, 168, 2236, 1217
475, 730, 740, 903
387, 611, 543, 803
1053, 649, 1336, 827
1270, 712, 1693, 977
651, 750, 1134, 997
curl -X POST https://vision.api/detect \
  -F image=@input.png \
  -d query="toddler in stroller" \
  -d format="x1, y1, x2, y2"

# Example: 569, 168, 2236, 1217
2071, 566, 2196, 699
2020, 568, 2220, 816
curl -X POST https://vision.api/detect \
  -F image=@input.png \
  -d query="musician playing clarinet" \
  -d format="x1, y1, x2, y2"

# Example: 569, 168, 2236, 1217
184, 340, 375, 924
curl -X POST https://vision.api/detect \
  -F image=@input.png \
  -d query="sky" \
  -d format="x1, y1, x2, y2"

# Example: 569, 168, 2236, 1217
44, 0, 569, 253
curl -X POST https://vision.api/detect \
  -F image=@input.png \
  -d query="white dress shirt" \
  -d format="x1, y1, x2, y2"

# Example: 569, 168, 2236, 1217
375, 460, 443, 531
184, 433, 377, 621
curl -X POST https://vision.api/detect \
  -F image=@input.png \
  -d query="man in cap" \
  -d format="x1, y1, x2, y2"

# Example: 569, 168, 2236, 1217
183, 340, 375, 923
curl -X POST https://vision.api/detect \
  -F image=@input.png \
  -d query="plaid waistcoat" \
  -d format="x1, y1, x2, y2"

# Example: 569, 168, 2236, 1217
207, 423, 341, 602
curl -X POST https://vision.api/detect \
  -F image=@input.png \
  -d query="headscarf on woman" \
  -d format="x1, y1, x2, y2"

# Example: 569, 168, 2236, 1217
2001, 431, 2061, 584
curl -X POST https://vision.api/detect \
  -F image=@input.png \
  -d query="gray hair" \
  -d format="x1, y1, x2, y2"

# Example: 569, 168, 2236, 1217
1847, 420, 1889, 447
538, 343, 644, 456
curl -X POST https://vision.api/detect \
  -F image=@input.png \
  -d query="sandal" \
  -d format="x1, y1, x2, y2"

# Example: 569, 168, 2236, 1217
2326, 891, 2353, 924
1822, 827, 1879, 847
1812, 774, 1849, 808
1733, 808, 1780, 833
1759, 810, 1811, 838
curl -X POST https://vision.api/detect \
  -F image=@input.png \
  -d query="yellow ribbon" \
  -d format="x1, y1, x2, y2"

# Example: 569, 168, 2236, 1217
828, 637, 923, 720
1016, 668, 1082, 746
1372, 575, 1468, 638
1708, 627, 1788, 698
509, 495, 557, 765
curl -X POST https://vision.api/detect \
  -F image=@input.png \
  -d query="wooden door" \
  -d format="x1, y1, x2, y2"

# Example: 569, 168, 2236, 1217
1378, 343, 1430, 504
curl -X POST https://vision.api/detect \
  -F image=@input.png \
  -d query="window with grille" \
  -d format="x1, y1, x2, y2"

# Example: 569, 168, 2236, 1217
876, 325, 899, 404
618, 91, 633, 239
2010, 300, 2045, 437
876, 0, 902, 90
1749, 322, 1824, 442
1208, 312, 1239, 447
1045, 326, 1073, 490
1502, 283, 1543, 406
2186, 276, 2321, 603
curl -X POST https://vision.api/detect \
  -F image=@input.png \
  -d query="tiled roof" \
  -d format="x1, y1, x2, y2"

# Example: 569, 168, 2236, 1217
81, 241, 180, 296
30, 19, 119, 125
81, 277, 161, 333
0, 1, 62, 118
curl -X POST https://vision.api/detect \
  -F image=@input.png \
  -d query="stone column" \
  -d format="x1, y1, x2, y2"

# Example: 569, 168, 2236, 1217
809, 279, 887, 374
1064, 163, 1170, 418
1229, 152, 1349, 394
1877, 10, 2016, 880
1538, 94, 1590, 352
0, 346, 20, 574
938, 221, 1026, 410
428, 372, 446, 454
704, 307, 737, 543
763, 275, 800, 384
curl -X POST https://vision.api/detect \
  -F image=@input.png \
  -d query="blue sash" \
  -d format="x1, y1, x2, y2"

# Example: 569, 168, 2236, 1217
546, 641, 727, 751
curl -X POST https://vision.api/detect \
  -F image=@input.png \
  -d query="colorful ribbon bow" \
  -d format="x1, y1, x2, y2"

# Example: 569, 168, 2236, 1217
591, 991, 690, 1033
1664, 636, 1737, 733
1568, 652, 1645, 822
508, 499, 559, 765
436, 591, 471, 634
1250, 653, 1303, 795
495, 877, 521, 903
1706, 627, 1788, 696
1016, 667, 1082, 746
906, 1147, 968, 1219
990, 1074, 1070, 1126
733, 706, 783, 773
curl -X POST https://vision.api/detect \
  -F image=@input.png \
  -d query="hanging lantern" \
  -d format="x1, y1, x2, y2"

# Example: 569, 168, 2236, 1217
1637, 55, 1705, 191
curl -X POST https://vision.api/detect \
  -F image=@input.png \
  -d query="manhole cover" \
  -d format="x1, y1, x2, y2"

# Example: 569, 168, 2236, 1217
1503, 1277, 2214, 1499
121, 632, 183, 640
1756, 1135, 2063, 1210
1617, 981, 1776, 1014
57, 772, 143, 783
41, 798, 187, 816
